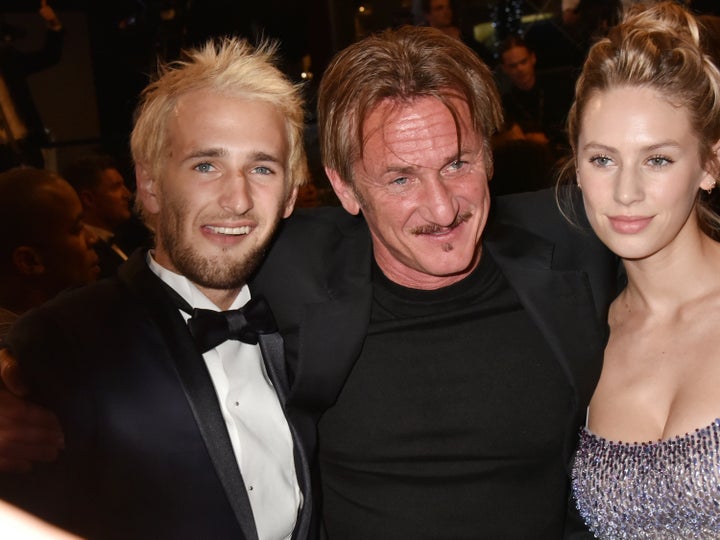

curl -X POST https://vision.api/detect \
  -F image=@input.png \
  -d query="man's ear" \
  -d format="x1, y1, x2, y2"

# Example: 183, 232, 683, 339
79, 189, 96, 210
325, 168, 361, 215
282, 186, 299, 219
12, 246, 45, 277
135, 163, 161, 215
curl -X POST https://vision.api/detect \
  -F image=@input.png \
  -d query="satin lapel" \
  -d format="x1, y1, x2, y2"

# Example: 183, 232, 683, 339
249, 209, 375, 414
258, 332, 290, 403
291, 289, 373, 410
118, 252, 259, 540
257, 331, 312, 539
485, 227, 605, 413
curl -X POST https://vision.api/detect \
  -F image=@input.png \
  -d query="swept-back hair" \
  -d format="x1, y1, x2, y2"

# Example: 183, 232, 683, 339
318, 25, 503, 184
560, 1, 720, 235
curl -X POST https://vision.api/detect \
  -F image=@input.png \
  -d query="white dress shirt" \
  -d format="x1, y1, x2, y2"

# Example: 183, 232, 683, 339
85, 224, 128, 261
148, 253, 301, 540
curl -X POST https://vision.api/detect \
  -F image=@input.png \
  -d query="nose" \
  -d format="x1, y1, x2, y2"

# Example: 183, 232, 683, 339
420, 175, 459, 226
613, 166, 644, 205
219, 171, 253, 215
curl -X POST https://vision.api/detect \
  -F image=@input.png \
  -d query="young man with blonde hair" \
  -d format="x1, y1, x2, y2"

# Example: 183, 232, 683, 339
0, 37, 312, 540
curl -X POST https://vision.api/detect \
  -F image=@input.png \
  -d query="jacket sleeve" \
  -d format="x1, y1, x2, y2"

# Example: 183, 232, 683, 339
0, 307, 96, 537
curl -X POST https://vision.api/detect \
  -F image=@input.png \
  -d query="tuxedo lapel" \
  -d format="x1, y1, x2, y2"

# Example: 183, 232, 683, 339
485, 225, 606, 413
118, 252, 259, 540
256, 331, 313, 539
259, 332, 290, 403
291, 290, 373, 409
286, 225, 374, 410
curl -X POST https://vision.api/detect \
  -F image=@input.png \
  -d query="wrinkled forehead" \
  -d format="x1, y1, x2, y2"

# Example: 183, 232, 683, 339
360, 95, 477, 150
355, 97, 487, 177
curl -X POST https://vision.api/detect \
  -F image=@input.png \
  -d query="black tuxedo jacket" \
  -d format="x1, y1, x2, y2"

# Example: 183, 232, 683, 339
252, 189, 618, 537
1, 253, 313, 540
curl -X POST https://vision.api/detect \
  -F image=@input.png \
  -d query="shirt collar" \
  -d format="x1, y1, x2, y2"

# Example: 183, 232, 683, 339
85, 224, 114, 242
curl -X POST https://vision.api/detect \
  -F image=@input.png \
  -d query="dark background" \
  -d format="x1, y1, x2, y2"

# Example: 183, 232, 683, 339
3, 0, 717, 180
2, 0, 342, 176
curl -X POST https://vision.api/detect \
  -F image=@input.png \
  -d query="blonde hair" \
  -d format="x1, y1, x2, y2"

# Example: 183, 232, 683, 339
560, 1, 720, 236
131, 37, 307, 197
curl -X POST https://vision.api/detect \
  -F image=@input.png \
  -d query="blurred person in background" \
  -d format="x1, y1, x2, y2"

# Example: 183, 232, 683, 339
61, 154, 140, 277
0, 167, 99, 339
0, 1, 63, 172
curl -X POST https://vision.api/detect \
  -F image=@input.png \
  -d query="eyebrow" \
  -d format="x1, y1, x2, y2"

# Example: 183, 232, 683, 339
182, 147, 227, 162
582, 140, 682, 153
251, 151, 283, 164
383, 149, 475, 174
507, 56, 530, 66
182, 148, 283, 164
385, 164, 417, 175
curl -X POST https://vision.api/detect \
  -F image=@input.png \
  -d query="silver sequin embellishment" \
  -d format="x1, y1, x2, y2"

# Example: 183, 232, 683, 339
572, 419, 720, 539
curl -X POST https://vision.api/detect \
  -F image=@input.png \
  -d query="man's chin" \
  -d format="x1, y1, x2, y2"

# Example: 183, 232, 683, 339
172, 248, 265, 291
424, 247, 481, 278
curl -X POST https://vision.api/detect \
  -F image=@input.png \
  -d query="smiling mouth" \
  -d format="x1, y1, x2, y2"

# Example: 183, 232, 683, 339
410, 211, 472, 236
205, 225, 251, 236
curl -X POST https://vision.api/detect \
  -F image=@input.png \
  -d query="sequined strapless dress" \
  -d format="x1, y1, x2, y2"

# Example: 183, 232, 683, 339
572, 419, 720, 539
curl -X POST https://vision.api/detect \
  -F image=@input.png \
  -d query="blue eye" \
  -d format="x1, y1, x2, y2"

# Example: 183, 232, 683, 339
589, 155, 612, 167
647, 155, 672, 167
391, 177, 408, 186
194, 162, 214, 173
252, 166, 273, 175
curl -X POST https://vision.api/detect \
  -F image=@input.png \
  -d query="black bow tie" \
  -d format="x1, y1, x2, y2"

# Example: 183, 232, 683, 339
187, 296, 278, 353
157, 278, 277, 353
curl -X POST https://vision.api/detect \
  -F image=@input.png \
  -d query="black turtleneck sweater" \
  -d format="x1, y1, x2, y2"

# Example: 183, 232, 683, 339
318, 249, 572, 539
